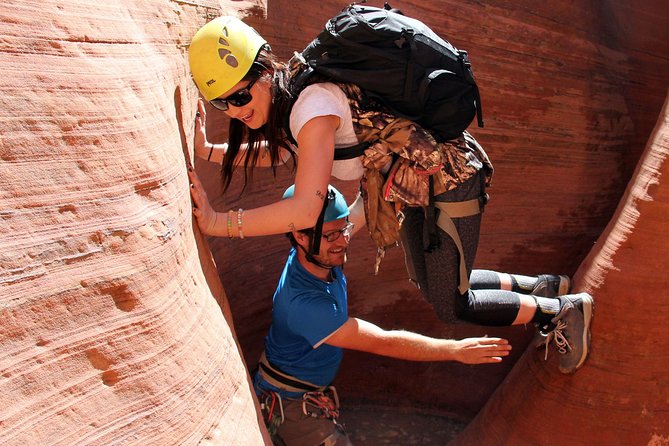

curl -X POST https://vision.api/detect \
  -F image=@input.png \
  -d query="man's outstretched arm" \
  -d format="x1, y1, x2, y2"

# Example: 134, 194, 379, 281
324, 317, 511, 364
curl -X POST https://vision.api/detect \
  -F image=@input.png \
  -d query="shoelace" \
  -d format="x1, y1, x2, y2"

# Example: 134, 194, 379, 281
543, 319, 572, 361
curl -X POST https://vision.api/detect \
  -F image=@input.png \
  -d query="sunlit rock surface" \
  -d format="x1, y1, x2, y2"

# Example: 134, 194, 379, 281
1, 1, 268, 445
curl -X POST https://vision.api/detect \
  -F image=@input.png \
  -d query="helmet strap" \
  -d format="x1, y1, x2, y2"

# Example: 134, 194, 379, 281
309, 190, 334, 255
296, 241, 334, 271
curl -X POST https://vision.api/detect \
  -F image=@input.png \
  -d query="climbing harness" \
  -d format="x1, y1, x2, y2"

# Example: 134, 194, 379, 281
257, 351, 324, 393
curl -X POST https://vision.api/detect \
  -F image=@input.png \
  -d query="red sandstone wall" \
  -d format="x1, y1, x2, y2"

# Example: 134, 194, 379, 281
1, 0, 668, 444
199, 0, 669, 421
0, 1, 269, 445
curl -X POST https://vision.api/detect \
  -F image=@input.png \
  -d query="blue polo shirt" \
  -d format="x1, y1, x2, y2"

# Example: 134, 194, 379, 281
254, 248, 348, 398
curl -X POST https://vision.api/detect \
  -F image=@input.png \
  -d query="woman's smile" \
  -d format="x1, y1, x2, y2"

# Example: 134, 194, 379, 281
223, 77, 271, 129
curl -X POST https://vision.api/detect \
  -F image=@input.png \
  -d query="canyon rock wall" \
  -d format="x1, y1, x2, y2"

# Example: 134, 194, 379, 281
0, 1, 269, 445
1, 0, 668, 444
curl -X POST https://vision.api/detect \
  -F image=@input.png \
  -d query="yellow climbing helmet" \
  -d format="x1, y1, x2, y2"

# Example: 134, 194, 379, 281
188, 16, 267, 101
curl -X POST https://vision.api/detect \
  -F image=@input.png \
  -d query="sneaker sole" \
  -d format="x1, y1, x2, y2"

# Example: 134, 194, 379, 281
574, 293, 594, 371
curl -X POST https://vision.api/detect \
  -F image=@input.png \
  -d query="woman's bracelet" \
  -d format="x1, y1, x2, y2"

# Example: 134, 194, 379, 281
227, 210, 234, 238
223, 208, 244, 239
237, 208, 244, 239
236, 208, 244, 239
207, 143, 214, 162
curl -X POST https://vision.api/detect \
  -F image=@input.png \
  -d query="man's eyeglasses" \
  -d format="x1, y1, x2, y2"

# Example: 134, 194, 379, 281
322, 222, 355, 243
209, 78, 257, 111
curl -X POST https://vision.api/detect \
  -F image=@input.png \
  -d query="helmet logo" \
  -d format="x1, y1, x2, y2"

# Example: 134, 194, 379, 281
217, 26, 239, 68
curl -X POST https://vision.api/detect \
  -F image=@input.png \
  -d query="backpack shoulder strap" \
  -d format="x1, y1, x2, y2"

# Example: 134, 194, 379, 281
285, 55, 372, 159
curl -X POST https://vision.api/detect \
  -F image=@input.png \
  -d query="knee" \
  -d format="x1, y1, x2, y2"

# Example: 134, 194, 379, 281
454, 290, 519, 326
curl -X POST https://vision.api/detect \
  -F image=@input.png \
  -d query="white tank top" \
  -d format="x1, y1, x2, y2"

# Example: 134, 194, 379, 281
289, 82, 365, 181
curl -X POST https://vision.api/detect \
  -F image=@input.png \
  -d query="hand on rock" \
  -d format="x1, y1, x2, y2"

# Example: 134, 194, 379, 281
188, 166, 218, 235
453, 337, 512, 364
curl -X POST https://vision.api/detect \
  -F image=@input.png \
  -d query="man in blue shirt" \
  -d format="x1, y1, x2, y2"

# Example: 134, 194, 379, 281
253, 185, 512, 445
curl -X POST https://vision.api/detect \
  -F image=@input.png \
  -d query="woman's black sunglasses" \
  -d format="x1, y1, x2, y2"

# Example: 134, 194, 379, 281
209, 78, 257, 112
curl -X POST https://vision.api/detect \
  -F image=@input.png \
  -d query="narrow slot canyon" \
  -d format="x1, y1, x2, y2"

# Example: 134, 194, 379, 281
1, 1, 667, 445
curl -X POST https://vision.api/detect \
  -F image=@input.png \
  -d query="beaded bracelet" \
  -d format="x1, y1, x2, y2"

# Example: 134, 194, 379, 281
227, 210, 234, 238
237, 208, 244, 239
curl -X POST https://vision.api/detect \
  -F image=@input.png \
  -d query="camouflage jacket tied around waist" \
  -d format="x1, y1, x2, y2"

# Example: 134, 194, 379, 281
338, 83, 493, 263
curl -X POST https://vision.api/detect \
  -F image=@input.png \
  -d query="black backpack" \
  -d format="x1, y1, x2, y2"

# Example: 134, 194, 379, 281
288, 2, 483, 147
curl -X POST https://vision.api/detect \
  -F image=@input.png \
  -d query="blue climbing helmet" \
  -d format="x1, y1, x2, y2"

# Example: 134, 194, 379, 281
283, 184, 349, 254
283, 184, 349, 222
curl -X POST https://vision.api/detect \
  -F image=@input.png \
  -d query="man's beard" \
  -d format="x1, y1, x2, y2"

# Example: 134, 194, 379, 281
316, 248, 347, 269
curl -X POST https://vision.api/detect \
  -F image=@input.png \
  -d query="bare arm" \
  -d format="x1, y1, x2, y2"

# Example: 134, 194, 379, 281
189, 114, 339, 237
324, 318, 511, 364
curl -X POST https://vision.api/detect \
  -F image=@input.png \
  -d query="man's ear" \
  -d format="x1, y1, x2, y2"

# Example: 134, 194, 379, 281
293, 231, 314, 251
293, 231, 308, 245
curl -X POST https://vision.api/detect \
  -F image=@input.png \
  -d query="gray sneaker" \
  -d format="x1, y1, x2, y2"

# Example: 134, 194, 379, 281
541, 292, 594, 374
532, 274, 571, 297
